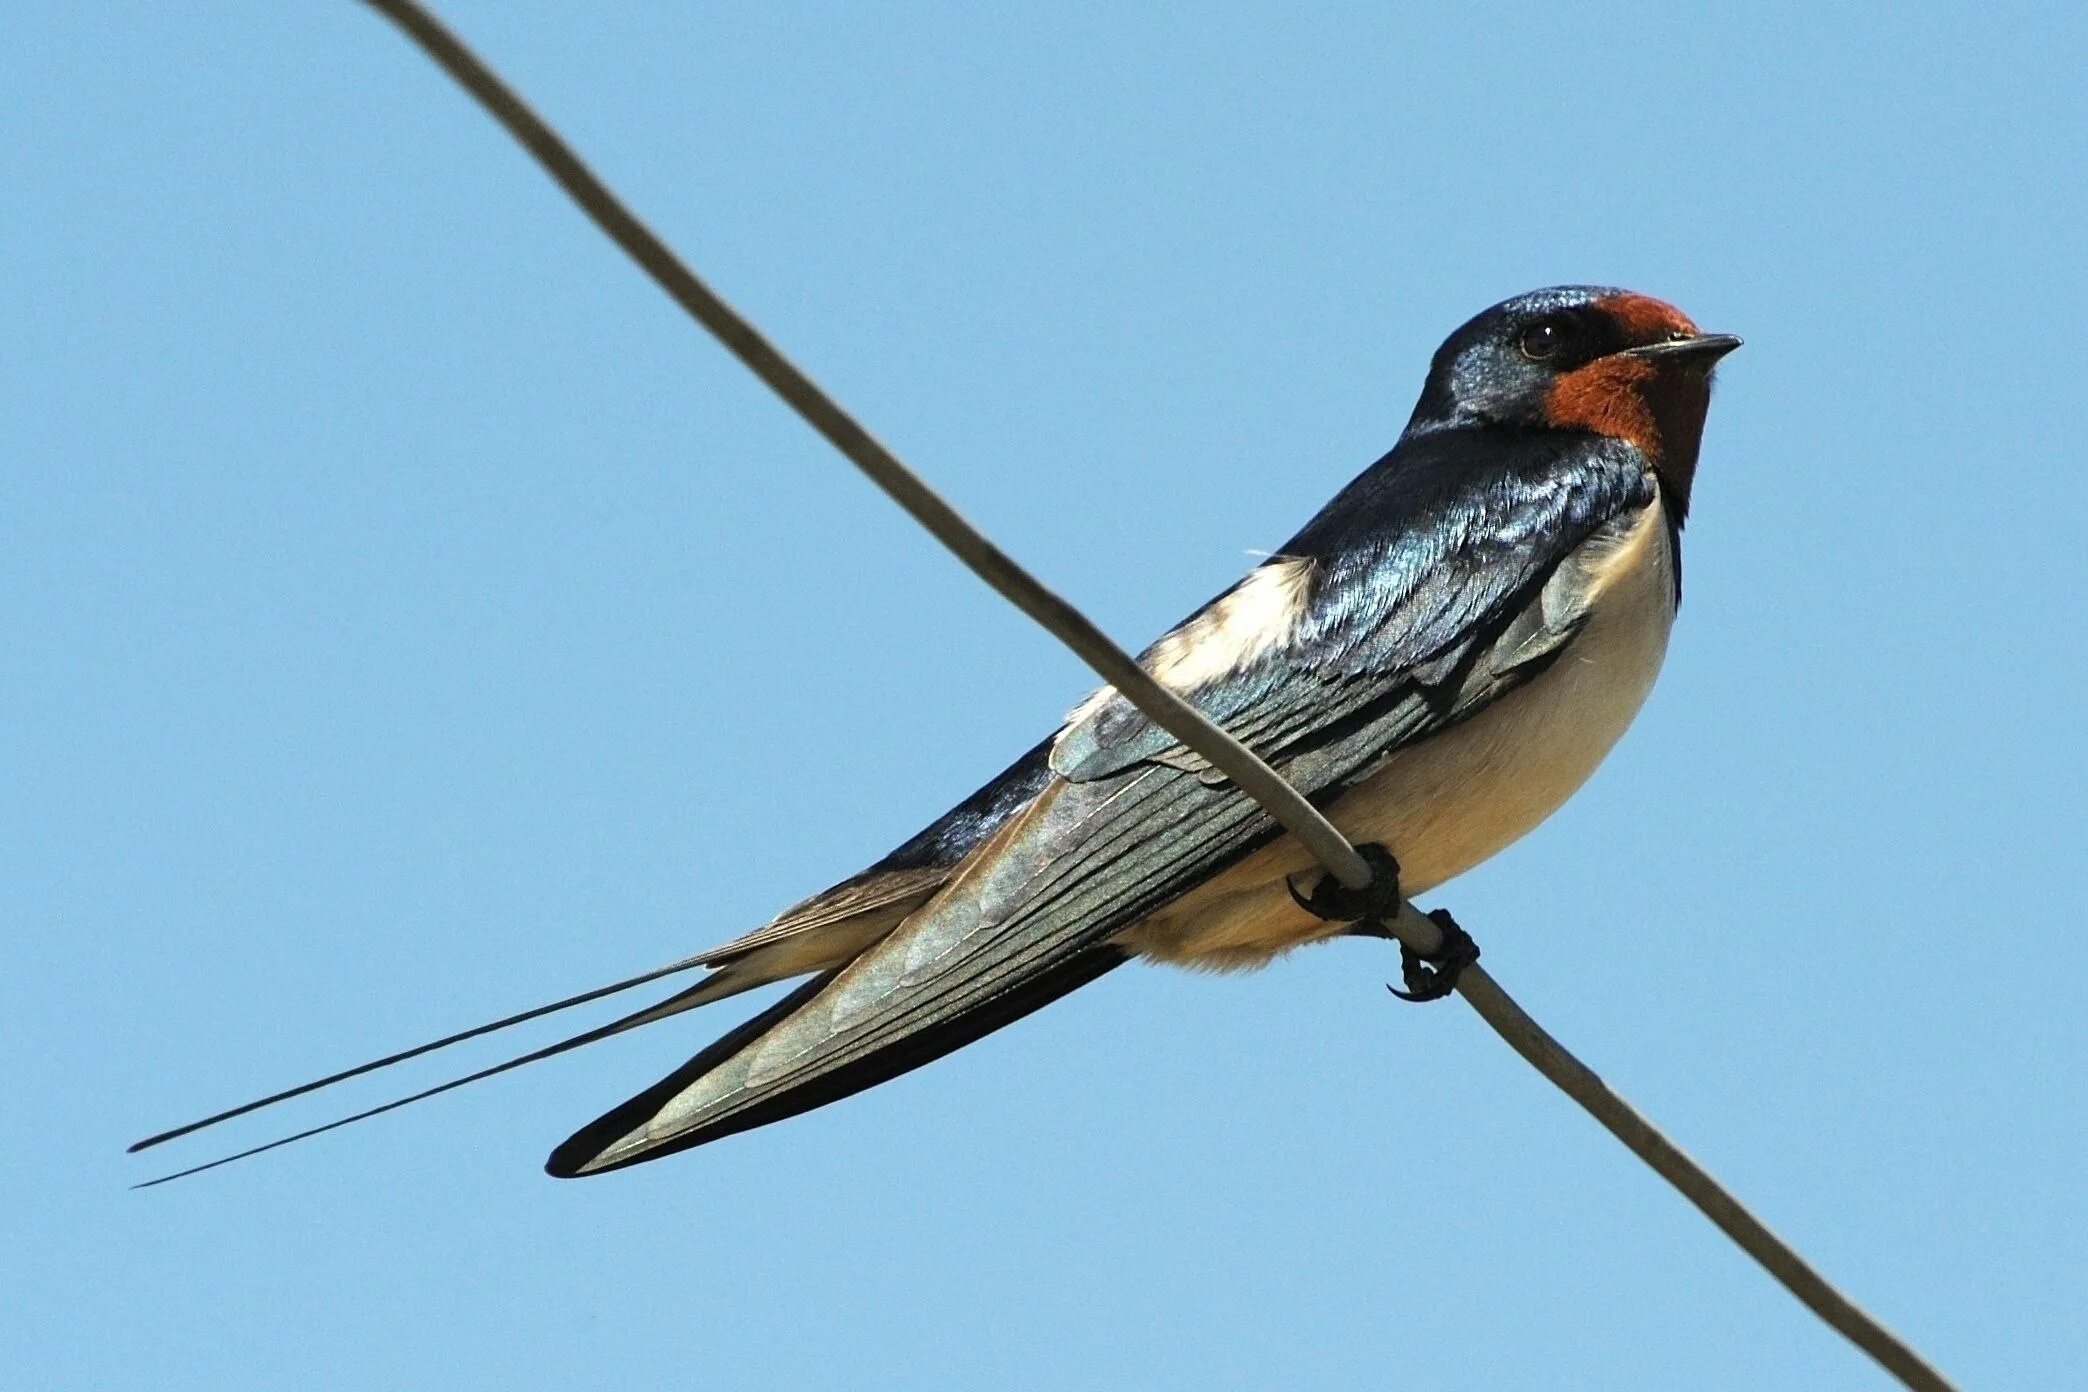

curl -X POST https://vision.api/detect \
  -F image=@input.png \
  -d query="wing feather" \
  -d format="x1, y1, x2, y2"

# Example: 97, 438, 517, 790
1052, 434, 1654, 781
552, 436, 1659, 1173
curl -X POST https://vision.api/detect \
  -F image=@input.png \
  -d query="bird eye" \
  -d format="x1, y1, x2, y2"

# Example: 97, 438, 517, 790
1517, 319, 1574, 363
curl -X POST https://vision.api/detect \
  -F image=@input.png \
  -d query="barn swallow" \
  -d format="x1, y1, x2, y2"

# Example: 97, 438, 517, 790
132, 285, 1738, 1183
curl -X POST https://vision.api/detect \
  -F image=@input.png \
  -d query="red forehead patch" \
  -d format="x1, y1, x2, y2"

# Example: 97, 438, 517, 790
1596, 291, 1698, 342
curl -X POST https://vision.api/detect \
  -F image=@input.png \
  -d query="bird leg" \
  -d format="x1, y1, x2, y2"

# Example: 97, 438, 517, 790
1287, 844, 1479, 1003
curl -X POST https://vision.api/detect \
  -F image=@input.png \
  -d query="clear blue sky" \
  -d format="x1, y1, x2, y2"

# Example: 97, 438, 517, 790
9, 3, 2084, 1387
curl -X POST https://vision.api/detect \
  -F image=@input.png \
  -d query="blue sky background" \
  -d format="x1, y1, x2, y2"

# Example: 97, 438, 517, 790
8, 3, 2085, 1387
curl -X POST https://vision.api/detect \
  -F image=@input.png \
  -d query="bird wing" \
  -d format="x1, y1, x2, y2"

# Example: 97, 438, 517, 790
1052, 433, 1657, 781
549, 439, 1657, 1174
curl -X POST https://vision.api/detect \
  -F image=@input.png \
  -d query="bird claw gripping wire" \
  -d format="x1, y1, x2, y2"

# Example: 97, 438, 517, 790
1287, 841, 1406, 927
1388, 909, 1480, 1003
1287, 844, 1478, 1003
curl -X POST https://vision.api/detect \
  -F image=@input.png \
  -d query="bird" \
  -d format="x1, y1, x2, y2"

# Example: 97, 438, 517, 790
131, 285, 1738, 1184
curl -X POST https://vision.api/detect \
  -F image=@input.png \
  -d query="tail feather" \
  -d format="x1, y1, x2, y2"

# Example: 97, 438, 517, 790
127, 949, 720, 1156
130, 972, 741, 1188
129, 877, 933, 1161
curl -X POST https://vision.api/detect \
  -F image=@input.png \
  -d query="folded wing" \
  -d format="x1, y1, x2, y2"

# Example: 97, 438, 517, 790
550, 438, 1657, 1174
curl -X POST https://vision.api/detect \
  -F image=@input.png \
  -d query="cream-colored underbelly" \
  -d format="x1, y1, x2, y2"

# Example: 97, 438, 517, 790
1118, 503, 1676, 970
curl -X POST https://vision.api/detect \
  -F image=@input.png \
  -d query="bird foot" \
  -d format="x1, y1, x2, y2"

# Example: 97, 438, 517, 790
1388, 908, 1480, 1003
1287, 845, 1478, 1002
1286, 842, 1405, 929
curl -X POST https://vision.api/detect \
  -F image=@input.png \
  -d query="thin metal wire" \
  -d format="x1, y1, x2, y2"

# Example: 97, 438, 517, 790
1451, 962, 1955, 1392
356, 0, 1371, 896
351, 6, 1957, 1388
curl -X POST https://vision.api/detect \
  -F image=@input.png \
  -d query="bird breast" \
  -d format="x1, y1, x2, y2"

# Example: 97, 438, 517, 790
1120, 492, 1678, 970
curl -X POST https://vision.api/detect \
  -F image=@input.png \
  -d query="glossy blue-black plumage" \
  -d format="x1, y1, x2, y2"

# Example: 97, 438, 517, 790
1050, 428, 1653, 782
1408, 285, 1636, 430
871, 286, 1664, 862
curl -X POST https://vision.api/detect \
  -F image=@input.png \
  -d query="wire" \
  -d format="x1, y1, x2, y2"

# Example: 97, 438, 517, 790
272, 6, 1961, 1388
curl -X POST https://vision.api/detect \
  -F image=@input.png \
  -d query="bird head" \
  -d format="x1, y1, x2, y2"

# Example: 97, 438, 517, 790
1408, 286, 1740, 519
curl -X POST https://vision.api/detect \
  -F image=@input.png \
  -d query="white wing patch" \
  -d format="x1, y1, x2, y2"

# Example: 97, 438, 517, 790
1060, 555, 1317, 731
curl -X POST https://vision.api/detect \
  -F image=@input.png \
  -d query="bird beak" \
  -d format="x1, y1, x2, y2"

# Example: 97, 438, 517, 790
1624, 333, 1744, 367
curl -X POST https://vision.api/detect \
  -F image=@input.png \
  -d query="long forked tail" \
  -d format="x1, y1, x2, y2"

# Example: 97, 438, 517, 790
127, 966, 767, 1188
131, 863, 952, 1169
128, 951, 729, 1158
